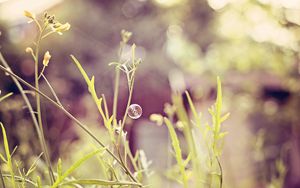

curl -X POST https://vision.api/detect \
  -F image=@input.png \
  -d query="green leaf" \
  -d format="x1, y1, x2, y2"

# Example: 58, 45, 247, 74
217, 132, 228, 140
51, 149, 101, 188
70, 55, 107, 125
185, 91, 201, 127
70, 55, 91, 86
0, 122, 16, 188
216, 76, 222, 116
0, 153, 7, 163
57, 158, 62, 179
220, 113, 230, 123
36, 176, 42, 188
164, 118, 188, 188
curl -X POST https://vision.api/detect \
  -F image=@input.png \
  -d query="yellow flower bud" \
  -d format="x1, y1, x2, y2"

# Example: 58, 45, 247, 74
150, 114, 164, 126
42, 51, 51, 67
24, 10, 35, 19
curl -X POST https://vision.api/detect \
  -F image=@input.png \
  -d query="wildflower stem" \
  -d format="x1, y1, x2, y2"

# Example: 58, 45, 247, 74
112, 69, 120, 121
112, 42, 124, 123
0, 64, 140, 184
41, 74, 63, 106
37, 66, 46, 80
42, 31, 55, 39
34, 25, 56, 184
117, 75, 135, 145
33, 19, 42, 32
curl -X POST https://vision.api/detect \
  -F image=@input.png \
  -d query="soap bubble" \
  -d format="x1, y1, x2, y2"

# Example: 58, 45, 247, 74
128, 104, 142, 119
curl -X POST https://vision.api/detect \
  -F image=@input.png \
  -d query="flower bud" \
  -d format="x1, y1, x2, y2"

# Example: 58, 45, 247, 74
42, 51, 51, 66
24, 10, 35, 19
55, 22, 71, 33
25, 47, 33, 53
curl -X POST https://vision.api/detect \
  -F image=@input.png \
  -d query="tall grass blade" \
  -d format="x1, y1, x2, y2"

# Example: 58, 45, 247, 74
164, 118, 188, 188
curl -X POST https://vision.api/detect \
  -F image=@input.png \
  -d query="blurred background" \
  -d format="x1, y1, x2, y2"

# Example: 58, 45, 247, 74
0, 0, 300, 187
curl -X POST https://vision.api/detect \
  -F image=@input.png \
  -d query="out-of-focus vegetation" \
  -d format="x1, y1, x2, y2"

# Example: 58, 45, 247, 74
0, 0, 300, 187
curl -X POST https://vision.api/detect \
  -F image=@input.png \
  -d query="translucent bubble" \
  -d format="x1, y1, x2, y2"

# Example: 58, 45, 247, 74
128, 104, 142, 119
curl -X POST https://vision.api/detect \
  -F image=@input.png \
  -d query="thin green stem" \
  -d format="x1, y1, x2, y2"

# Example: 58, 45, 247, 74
37, 66, 46, 80
41, 74, 63, 106
117, 76, 135, 145
33, 26, 55, 183
0, 64, 139, 184
33, 19, 42, 32
42, 31, 55, 40
112, 68, 120, 121
112, 42, 124, 123
0, 92, 13, 103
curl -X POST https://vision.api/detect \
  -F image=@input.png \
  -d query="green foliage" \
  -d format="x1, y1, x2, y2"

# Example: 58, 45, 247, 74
207, 77, 230, 157
164, 118, 188, 188
0, 122, 16, 188
70, 55, 115, 141
152, 77, 230, 188
0, 9, 237, 188
51, 149, 102, 188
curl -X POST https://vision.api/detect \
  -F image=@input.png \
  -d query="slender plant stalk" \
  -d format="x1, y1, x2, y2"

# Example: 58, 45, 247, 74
0, 63, 140, 184
41, 74, 63, 106
34, 27, 44, 133
32, 23, 55, 183
0, 53, 55, 183
112, 42, 124, 123
112, 69, 120, 120
117, 75, 135, 146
